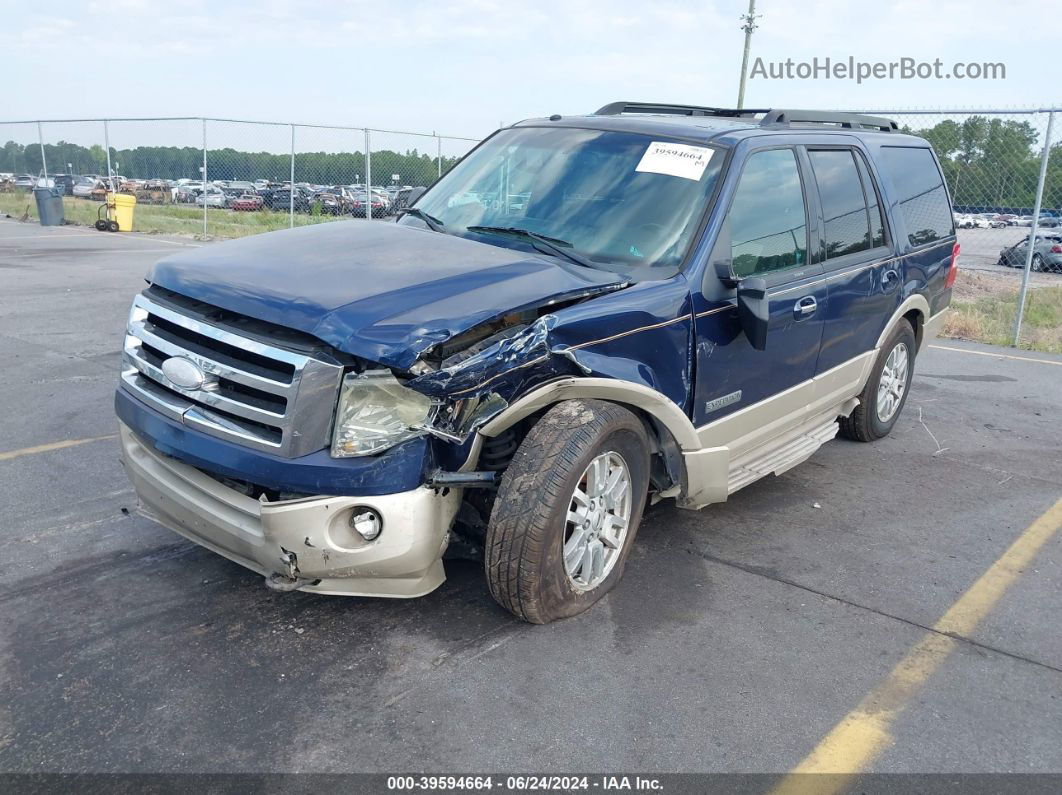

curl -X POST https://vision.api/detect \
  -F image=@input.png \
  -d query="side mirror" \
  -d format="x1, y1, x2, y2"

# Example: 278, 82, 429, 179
736, 277, 769, 351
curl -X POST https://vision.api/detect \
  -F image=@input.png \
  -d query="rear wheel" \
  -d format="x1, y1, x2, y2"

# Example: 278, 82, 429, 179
839, 321, 916, 442
1033, 254, 1045, 272
484, 400, 650, 624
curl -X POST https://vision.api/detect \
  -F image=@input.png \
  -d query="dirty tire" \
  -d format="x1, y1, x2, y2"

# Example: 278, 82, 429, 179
484, 399, 650, 624
840, 320, 917, 443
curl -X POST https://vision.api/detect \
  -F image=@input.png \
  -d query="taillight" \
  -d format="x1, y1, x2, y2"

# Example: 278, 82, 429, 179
1052, 245, 1062, 254
944, 242, 960, 288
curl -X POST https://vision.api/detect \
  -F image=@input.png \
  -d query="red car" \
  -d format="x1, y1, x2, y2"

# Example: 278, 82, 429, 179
231, 193, 264, 211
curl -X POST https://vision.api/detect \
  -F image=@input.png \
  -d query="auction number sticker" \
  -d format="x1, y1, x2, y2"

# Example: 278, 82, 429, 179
635, 141, 714, 181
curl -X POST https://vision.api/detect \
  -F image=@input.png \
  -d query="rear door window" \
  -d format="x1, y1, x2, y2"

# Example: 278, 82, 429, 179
808, 149, 874, 259
879, 146, 953, 246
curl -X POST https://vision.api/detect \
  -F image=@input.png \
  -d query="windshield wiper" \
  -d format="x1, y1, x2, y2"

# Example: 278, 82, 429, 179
400, 207, 446, 233
466, 226, 598, 270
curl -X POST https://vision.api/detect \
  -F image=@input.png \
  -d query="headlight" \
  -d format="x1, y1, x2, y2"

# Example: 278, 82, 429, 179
331, 371, 433, 457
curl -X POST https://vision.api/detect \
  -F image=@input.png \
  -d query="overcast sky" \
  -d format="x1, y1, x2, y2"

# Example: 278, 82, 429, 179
2, 0, 1059, 141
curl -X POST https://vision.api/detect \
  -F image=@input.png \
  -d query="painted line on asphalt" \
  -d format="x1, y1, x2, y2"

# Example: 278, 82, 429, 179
929, 344, 1062, 366
0, 233, 101, 241
0, 434, 118, 462
772, 495, 1062, 794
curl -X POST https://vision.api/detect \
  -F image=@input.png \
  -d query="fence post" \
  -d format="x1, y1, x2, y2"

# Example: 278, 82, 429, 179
1013, 110, 1055, 347
37, 121, 48, 181
201, 118, 208, 236
436, 135, 442, 178
104, 120, 112, 191
364, 128, 372, 221
289, 124, 296, 229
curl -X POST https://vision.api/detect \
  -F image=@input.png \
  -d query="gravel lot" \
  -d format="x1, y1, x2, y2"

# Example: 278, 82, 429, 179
1, 219, 1060, 777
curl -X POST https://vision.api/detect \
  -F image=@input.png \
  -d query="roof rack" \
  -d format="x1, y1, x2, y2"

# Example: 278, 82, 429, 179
593, 102, 898, 132
594, 102, 767, 118
759, 109, 898, 132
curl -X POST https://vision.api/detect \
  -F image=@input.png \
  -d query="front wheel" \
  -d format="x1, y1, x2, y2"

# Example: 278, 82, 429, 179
484, 400, 650, 624
839, 321, 916, 442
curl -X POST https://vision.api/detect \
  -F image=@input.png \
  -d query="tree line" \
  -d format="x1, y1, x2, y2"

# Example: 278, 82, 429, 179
1, 139, 461, 187
912, 116, 1062, 213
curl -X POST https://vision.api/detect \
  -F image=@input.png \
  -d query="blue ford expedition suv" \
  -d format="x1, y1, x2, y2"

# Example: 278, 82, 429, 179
117, 102, 958, 623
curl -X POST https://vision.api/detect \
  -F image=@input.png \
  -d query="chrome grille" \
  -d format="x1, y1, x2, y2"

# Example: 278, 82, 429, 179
121, 292, 344, 456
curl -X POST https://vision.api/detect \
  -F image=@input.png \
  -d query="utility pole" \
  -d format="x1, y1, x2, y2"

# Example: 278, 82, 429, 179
736, 0, 759, 110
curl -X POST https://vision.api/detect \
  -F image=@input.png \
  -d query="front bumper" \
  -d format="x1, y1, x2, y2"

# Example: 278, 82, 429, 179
119, 422, 461, 598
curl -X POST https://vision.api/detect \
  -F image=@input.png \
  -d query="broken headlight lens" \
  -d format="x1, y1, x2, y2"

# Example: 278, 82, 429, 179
331, 371, 434, 458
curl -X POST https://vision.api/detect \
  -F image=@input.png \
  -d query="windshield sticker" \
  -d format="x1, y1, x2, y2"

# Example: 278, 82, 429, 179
636, 142, 715, 181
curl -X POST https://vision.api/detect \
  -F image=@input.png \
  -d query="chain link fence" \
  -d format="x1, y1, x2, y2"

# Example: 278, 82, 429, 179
0, 116, 478, 238
866, 108, 1060, 349
1, 110, 1059, 349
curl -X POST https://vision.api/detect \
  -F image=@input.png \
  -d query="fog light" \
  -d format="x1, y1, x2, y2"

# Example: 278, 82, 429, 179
349, 508, 382, 541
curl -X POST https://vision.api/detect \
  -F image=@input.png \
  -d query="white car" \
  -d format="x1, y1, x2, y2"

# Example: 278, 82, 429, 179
72, 176, 104, 198
196, 187, 229, 208
953, 213, 975, 229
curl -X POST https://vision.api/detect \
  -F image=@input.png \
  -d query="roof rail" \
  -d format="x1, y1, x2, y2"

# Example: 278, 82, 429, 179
593, 102, 899, 132
594, 101, 767, 118
760, 109, 898, 131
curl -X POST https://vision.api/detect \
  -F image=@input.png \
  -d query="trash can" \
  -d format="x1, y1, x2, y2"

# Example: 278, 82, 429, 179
33, 187, 65, 227
107, 192, 137, 232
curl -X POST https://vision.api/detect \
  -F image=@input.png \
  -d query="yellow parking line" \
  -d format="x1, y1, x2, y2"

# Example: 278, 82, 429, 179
773, 495, 1062, 795
0, 434, 117, 462
929, 344, 1062, 366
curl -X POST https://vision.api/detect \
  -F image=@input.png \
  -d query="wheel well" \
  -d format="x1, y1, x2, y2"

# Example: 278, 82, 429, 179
481, 398, 685, 495
903, 308, 924, 349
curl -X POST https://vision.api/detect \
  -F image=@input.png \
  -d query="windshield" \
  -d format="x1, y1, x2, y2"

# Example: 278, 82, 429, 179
402, 126, 724, 277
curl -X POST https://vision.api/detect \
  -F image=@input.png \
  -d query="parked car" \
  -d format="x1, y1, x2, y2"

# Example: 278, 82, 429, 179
1015, 216, 1034, 226
953, 213, 974, 229
313, 186, 357, 215
51, 174, 77, 196
266, 186, 312, 212
72, 176, 104, 198
14, 175, 36, 189
1036, 216, 1061, 228
176, 184, 201, 203
351, 190, 388, 218
196, 187, 229, 208
230, 193, 264, 212
999, 234, 1062, 272
116, 103, 957, 623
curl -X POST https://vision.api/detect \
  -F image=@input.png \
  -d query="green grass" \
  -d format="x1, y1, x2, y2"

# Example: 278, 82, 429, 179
942, 285, 1062, 354
0, 191, 349, 239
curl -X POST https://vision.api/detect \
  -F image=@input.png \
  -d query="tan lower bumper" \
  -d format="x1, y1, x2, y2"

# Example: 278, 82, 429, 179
118, 422, 461, 598
922, 308, 949, 351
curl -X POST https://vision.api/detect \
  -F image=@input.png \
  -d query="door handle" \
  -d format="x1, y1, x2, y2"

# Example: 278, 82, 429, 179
794, 295, 817, 318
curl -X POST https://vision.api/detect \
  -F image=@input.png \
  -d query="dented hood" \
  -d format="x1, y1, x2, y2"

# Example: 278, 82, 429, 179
148, 220, 623, 369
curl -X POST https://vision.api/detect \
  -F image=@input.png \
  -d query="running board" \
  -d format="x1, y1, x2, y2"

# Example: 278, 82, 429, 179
726, 402, 854, 495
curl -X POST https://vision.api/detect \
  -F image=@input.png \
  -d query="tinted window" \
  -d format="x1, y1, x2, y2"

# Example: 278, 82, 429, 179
854, 152, 886, 247
729, 149, 807, 277
880, 146, 953, 246
809, 150, 872, 258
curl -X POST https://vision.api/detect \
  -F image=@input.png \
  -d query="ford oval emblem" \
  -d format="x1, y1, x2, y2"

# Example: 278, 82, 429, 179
161, 356, 205, 390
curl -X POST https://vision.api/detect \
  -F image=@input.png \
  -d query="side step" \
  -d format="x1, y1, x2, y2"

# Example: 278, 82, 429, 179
726, 411, 844, 494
